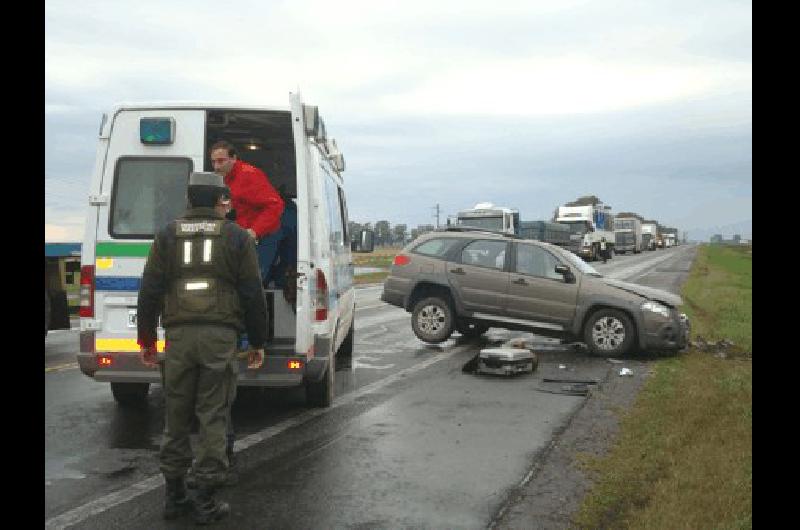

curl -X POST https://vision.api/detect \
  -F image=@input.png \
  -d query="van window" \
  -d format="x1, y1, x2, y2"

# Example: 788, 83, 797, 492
110, 157, 192, 238
337, 187, 349, 243
323, 171, 344, 246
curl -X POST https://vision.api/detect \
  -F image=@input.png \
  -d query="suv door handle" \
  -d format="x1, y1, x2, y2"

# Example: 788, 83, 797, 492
450, 267, 465, 275
513, 278, 528, 286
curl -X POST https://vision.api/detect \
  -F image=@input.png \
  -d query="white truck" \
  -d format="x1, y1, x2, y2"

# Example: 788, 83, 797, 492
76, 93, 354, 408
641, 221, 658, 251
613, 216, 643, 254
454, 202, 520, 234
555, 199, 615, 261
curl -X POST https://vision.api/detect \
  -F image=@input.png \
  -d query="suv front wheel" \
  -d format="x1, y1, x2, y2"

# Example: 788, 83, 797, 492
411, 296, 454, 344
583, 308, 635, 356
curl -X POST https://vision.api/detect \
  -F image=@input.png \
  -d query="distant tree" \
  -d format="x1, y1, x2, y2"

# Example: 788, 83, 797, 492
375, 220, 391, 246
348, 221, 363, 238
417, 224, 435, 236
392, 224, 407, 246
410, 228, 421, 240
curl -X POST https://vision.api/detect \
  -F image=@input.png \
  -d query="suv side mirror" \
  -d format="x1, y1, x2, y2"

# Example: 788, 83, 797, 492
554, 264, 575, 283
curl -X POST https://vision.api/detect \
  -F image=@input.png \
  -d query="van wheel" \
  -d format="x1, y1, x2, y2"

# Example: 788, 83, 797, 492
337, 320, 354, 359
456, 319, 489, 338
411, 296, 454, 344
306, 362, 334, 407
583, 309, 636, 357
111, 382, 150, 407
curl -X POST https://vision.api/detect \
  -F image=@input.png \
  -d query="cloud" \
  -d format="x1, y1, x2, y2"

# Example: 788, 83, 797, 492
44, 0, 751, 236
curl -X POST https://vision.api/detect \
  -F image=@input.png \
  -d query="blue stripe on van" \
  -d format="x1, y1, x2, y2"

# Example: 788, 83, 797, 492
95, 277, 141, 291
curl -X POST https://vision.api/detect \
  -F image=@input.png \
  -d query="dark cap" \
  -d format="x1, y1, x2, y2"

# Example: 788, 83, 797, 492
188, 171, 225, 188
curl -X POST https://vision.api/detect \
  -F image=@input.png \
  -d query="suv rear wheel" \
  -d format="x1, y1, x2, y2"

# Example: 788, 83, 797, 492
583, 308, 635, 356
411, 296, 454, 344
455, 319, 489, 338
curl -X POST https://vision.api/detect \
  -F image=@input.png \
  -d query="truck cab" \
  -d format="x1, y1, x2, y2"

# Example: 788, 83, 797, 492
556, 203, 615, 261
455, 203, 520, 235
76, 93, 354, 408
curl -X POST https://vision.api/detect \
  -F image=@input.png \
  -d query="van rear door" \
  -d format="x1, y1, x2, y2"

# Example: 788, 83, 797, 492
289, 94, 313, 357
93, 109, 204, 365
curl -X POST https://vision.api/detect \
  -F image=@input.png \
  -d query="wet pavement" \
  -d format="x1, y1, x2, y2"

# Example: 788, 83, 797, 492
45, 245, 697, 529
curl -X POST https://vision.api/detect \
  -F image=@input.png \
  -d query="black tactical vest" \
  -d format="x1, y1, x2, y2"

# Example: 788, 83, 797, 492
162, 215, 243, 330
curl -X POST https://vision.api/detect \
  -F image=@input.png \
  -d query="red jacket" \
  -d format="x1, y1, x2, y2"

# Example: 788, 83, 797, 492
224, 160, 285, 238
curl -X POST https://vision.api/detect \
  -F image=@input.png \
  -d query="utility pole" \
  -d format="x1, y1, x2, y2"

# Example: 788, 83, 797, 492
432, 204, 440, 228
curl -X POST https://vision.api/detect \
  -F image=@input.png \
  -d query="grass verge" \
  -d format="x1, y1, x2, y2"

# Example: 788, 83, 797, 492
354, 271, 390, 285
573, 244, 752, 529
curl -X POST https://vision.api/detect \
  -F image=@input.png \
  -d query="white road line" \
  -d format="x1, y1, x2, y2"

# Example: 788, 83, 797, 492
604, 250, 681, 281
45, 344, 467, 530
45, 362, 79, 373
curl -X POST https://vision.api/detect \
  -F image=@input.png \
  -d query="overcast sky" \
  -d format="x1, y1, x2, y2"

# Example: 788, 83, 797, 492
45, 0, 752, 242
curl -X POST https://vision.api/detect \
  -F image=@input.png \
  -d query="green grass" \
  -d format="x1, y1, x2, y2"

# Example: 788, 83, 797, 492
573, 244, 752, 529
354, 271, 389, 285
352, 247, 401, 268
682, 245, 752, 353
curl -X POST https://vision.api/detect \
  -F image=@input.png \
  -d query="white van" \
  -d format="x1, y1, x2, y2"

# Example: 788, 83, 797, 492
77, 93, 355, 408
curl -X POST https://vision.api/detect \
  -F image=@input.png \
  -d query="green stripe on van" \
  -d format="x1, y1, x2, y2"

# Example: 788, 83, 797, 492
96, 242, 152, 257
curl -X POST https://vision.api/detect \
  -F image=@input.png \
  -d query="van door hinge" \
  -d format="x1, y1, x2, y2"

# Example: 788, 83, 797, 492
89, 194, 109, 206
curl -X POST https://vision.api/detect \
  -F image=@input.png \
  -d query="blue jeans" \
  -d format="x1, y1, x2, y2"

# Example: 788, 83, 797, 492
255, 202, 298, 288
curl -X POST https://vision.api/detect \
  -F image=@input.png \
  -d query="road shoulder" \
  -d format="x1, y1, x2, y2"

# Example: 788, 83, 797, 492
493, 358, 653, 529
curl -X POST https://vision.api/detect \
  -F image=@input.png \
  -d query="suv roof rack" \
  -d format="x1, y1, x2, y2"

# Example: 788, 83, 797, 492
440, 226, 522, 239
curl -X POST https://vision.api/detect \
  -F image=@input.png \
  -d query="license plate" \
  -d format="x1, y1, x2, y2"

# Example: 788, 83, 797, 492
128, 309, 137, 327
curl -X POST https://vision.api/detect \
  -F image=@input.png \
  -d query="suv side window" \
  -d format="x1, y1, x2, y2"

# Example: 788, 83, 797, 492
461, 240, 507, 270
516, 244, 563, 280
412, 238, 461, 258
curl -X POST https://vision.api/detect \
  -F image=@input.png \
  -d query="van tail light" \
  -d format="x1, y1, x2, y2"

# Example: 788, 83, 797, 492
393, 254, 411, 266
79, 265, 95, 318
314, 269, 328, 321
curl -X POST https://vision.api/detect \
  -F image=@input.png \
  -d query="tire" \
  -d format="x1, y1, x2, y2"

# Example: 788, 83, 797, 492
111, 382, 150, 407
337, 320, 354, 359
455, 319, 489, 338
306, 361, 334, 407
583, 308, 636, 357
411, 296, 455, 344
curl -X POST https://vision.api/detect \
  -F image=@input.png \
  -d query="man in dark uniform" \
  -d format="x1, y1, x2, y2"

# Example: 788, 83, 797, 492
137, 172, 267, 524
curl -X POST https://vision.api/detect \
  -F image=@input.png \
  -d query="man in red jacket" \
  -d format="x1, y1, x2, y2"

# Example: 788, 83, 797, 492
210, 141, 285, 283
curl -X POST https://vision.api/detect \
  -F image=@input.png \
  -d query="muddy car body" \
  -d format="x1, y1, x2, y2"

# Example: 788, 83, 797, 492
381, 228, 689, 355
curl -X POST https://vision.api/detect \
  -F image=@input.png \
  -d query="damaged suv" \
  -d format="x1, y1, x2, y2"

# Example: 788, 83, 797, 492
381, 228, 689, 356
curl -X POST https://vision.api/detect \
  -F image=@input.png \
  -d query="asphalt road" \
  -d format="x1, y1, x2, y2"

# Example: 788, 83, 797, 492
45, 244, 697, 529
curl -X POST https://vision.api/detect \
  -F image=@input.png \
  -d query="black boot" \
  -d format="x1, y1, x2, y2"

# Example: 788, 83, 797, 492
163, 477, 192, 520
193, 484, 230, 525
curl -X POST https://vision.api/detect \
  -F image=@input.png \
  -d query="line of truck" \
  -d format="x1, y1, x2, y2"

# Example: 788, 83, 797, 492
450, 196, 681, 262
